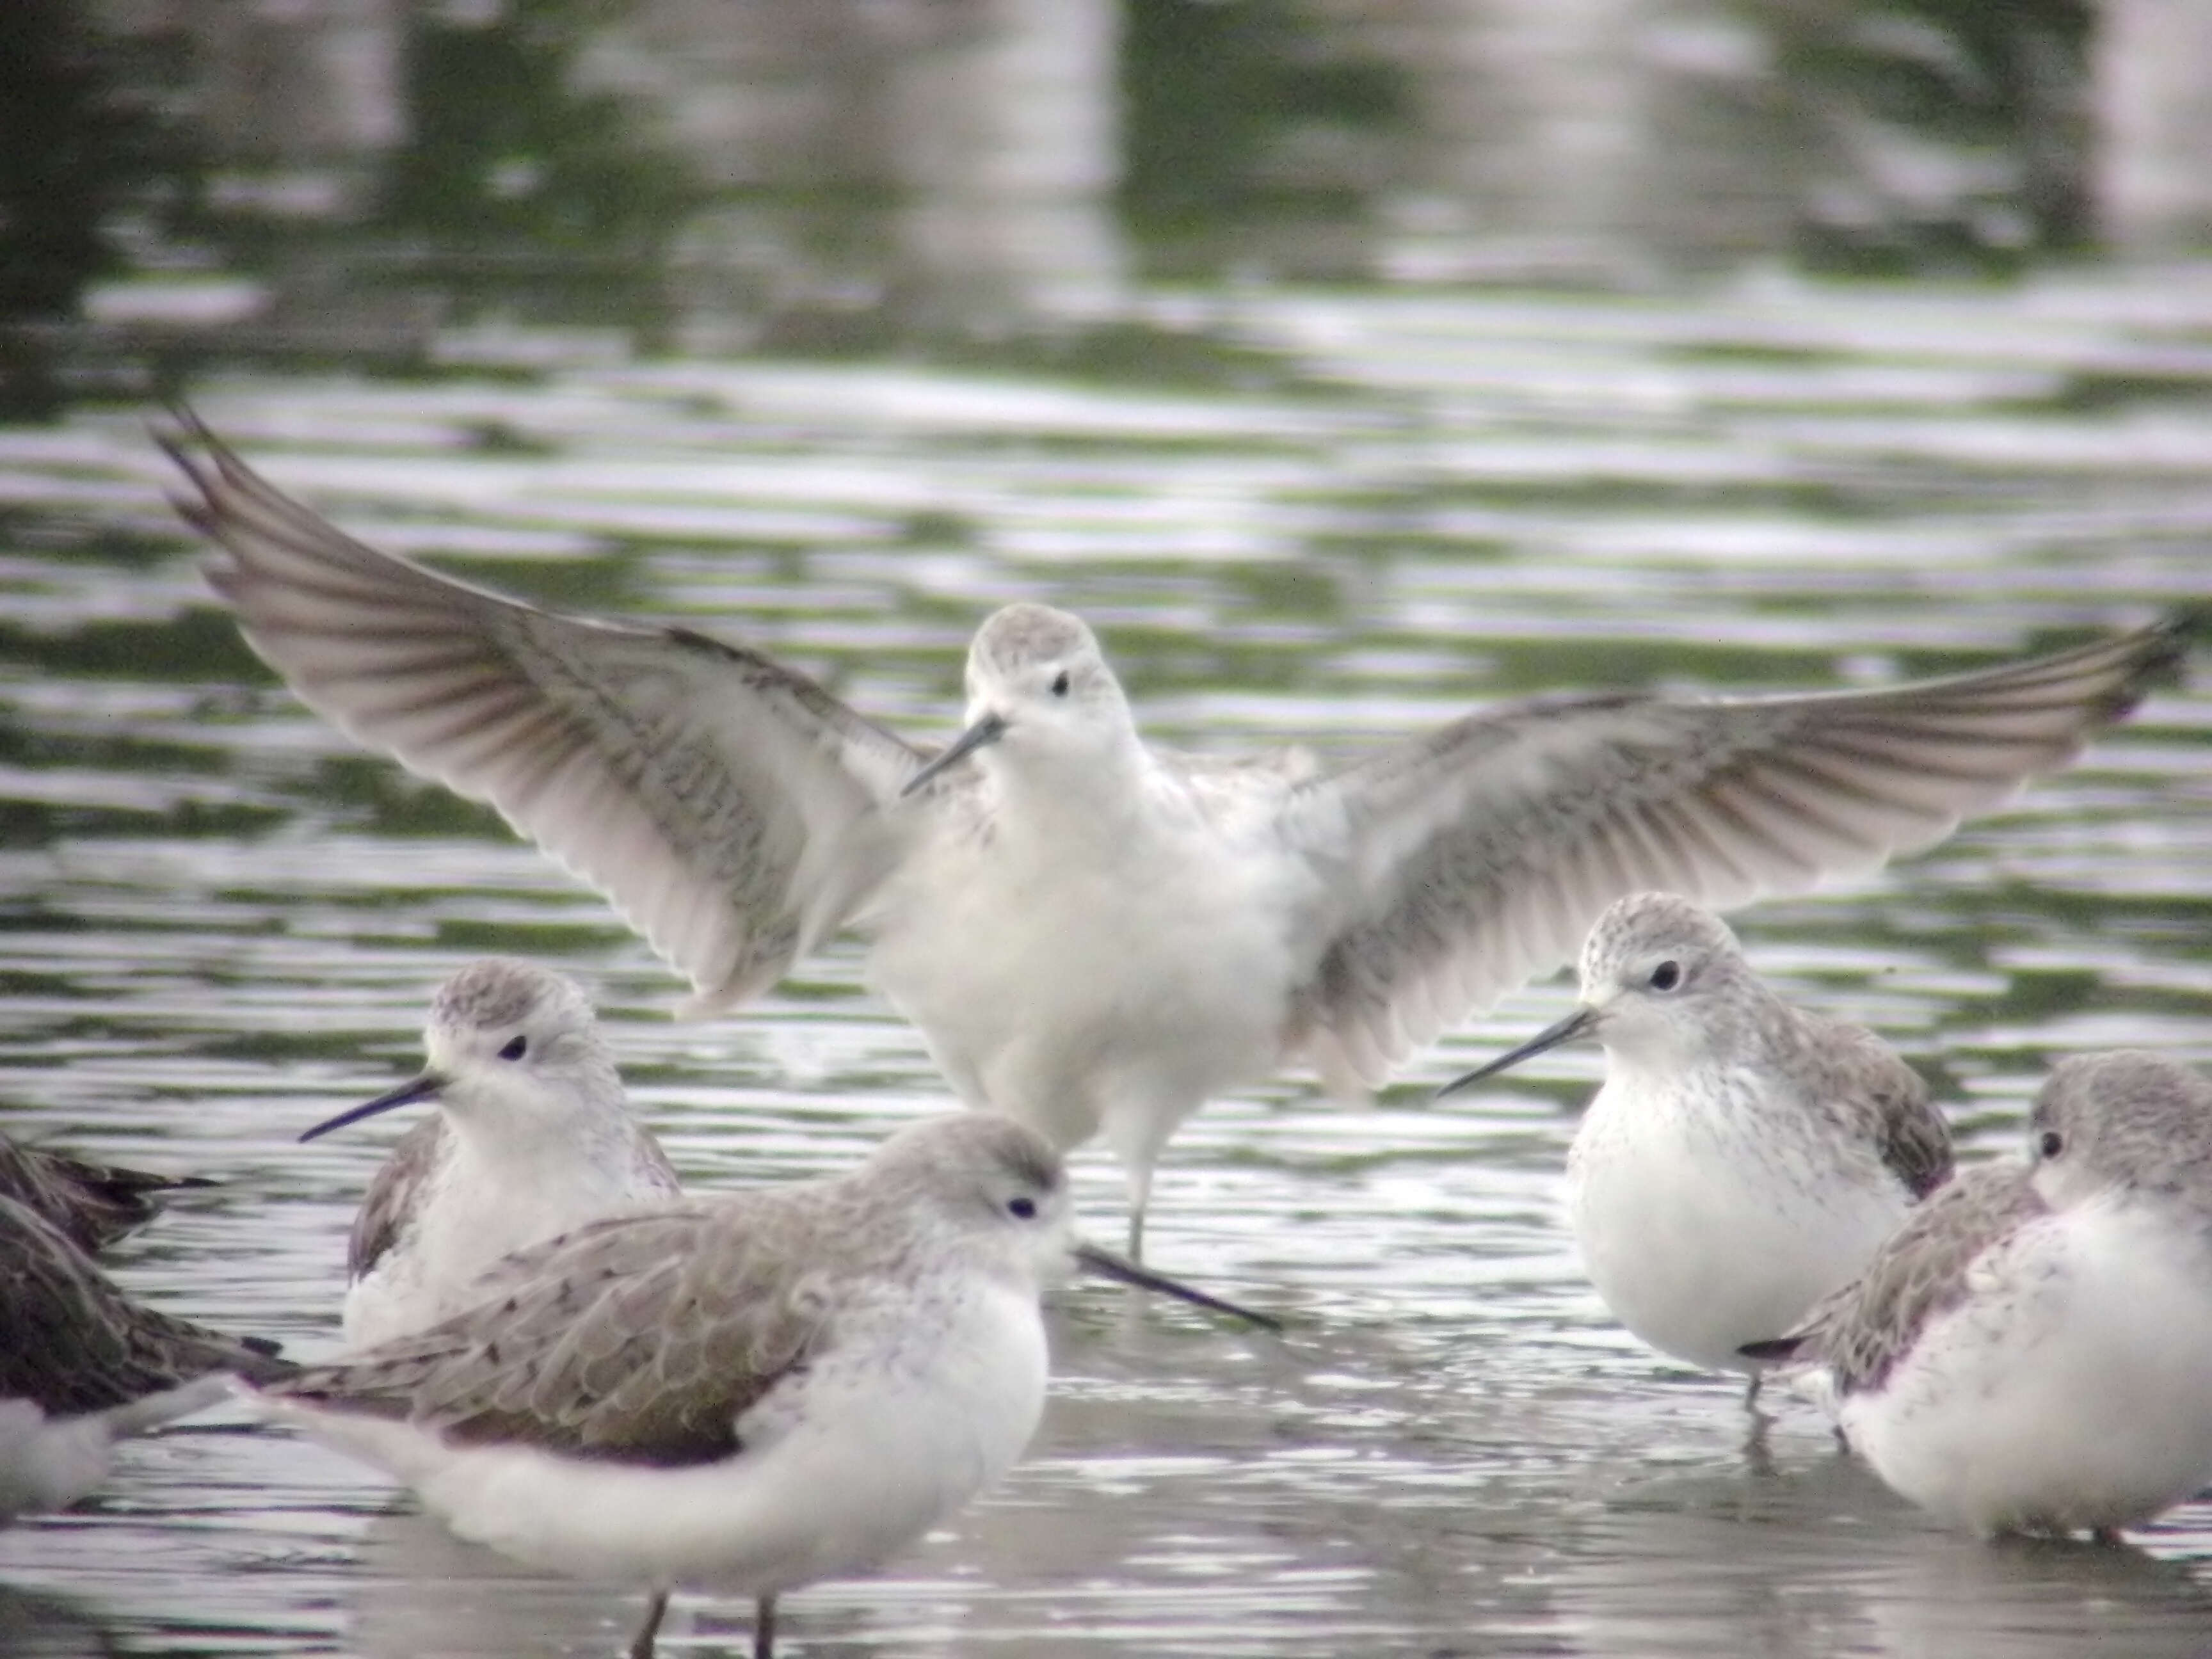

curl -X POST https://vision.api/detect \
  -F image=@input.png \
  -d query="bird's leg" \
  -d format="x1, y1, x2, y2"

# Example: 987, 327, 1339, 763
1123, 1157, 1154, 1265
1737, 1369, 1779, 1470
627, 1591, 669, 1659
753, 1593, 778, 1659
1739, 1409, 1775, 1477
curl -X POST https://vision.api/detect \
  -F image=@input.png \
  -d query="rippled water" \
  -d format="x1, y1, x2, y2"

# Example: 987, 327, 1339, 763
3, 268, 2212, 1656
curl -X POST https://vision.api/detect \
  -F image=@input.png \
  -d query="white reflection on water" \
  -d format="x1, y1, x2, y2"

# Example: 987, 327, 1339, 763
2, 273, 2211, 1653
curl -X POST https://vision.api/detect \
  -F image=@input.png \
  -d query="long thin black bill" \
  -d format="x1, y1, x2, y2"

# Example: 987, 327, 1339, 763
900, 711, 1008, 797
1433, 1006, 1598, 1101
299, 1073, 445, 1143
1073, 1242, 1283, 1333
1738, 1334, 1806, 1365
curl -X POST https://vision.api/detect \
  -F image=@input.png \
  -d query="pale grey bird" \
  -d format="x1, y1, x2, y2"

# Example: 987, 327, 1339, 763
0, 1194, 291, 1523
303, 958, 684, 1349
0, 1134, 214, 1255
1439, 893, 1952, 1397
249, 1112, 1276, 1659
1746, 1052, 2212, 1540
164, 415, 2192, 1255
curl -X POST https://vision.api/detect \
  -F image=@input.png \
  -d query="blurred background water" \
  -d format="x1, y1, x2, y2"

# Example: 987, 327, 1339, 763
3, 3, 2212, 1656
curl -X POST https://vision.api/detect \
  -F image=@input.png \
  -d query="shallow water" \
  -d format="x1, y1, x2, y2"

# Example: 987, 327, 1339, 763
3, 268, 2212, 1656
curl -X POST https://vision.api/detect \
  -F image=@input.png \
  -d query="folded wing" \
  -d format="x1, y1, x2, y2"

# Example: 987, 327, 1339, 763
267, 1205, 826, 1468
1743, 1160, 2043, 1388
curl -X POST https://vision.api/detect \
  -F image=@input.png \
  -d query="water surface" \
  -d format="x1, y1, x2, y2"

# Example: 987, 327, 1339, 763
3, 271, 2211, 1655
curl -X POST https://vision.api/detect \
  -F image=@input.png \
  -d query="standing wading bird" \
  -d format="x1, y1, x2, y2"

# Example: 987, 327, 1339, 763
1437, 894, 1953, 1402
0, 1194, 293, 1523
163, 414, 2195, 1256
302, 958, 684, 1349
1742, 1053, 2212, 1541
248, 1112, 1278, 1659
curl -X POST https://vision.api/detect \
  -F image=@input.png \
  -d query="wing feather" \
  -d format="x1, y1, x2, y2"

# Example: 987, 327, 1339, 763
1283, 619, 2192, 1084
166, 415, 928, 1013
0, 1138, 212, 1254
270, 1202, 831, 1468
1756, 1162, 2039, 1390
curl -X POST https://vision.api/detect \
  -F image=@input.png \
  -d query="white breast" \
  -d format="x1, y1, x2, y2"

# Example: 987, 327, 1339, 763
1567, 1065, 1911, 1372
867, 778, 1306, 1166
343, 1132, 675, 1350
1840, 1197, 2212, 1535
285, 1276, 1051, 1598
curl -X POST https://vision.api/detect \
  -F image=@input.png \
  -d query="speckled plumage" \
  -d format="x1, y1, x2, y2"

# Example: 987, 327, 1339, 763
1578, 895, 1953, 1201
2031, 1048, 2212, 1209
427, 955, 554, 1037
168, 412, 2190, 1254
1763, 1052, 2212, 1538
278, 1116, 1069, 1457
966, 604, 1098, 684
291, 1205, 818, 1468
1747, 1160, 2042, 1393
255, 1113, 1233, 1658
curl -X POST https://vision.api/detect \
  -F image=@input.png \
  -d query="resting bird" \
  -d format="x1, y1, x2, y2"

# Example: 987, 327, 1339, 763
302, 957, 683, 1349
1440, 893, 1952, 1400
249, 1113, 1272, 1658
1745, 1053, 2212, 1541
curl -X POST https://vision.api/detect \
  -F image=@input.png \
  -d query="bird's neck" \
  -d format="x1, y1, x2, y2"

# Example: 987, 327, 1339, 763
988, 734, 1156, 848
444, 1100, 630, 1187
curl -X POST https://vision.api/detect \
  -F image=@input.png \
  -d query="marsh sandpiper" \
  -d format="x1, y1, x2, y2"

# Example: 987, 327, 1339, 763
1747, 1051, 2212, 1539
168, 415, 2186, 1255
252, 1112, 1275, 1657
302, 958, 682, 1348
1440, 893, 1952, 1399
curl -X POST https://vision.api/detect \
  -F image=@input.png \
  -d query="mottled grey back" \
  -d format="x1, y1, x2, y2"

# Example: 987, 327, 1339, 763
1779, 1005, 1952, 1199
275, 1200, 835, 1467
272, 1112, 1066, 1468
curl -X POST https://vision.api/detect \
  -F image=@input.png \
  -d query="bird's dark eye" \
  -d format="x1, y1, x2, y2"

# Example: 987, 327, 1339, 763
2039, 1130, 2063, 1158
1007, 1196, 1037, 1219
499, 1036, 527, 1061
1648, 961, 1682, 992
1049, 671, 1070, 698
